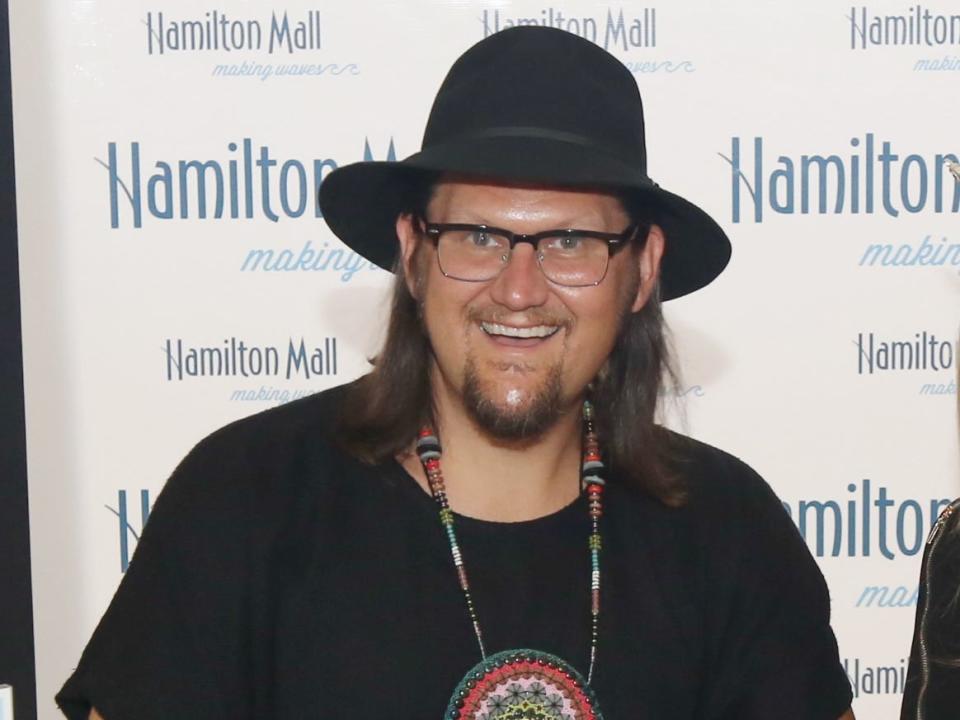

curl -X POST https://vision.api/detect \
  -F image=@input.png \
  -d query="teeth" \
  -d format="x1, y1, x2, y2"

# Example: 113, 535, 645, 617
481, 322, 559, 339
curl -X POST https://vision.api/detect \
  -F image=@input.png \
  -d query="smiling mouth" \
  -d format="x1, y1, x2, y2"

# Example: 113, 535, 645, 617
480, 322, 561, 339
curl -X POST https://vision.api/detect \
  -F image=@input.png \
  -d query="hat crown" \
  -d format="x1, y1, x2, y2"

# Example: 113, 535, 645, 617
318, 25, 731, 302
422, 27, 648, 175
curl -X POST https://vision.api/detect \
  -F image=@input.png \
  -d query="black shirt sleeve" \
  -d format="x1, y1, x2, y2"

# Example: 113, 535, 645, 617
693, 450, 853, 720
56, 429, 254, 720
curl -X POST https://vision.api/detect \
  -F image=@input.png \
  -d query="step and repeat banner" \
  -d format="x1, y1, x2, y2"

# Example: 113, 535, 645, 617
10, 1, 960, 717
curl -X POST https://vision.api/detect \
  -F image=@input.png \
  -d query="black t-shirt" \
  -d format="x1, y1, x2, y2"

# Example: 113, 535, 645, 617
57, 384, 852, 719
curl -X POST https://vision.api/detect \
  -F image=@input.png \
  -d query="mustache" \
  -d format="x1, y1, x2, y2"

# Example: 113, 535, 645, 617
466, 306, 574, 330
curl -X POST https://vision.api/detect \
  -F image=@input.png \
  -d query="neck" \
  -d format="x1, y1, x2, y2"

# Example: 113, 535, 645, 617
402, 381, 584, 522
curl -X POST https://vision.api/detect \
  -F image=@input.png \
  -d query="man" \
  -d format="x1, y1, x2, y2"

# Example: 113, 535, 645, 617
59, 27, 855, 719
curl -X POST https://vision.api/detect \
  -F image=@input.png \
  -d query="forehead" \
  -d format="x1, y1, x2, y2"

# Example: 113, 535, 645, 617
427, 178, 628, 227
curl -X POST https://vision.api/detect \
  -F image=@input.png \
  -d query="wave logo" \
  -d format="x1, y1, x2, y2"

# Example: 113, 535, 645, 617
143, 10, 361, 81
720, 134, 959, 223
105, 489, 152, 573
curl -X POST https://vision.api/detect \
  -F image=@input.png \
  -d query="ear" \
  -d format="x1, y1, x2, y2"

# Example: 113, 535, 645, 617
395, 213, 421, 298
630, 223, 666, 312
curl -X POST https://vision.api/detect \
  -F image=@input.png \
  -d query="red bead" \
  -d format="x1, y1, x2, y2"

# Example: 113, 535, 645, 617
416, 409, 608, 677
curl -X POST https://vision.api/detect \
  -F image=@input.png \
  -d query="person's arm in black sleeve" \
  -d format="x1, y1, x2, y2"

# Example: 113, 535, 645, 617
696, 452, 855, 720
56, 426, 254, 720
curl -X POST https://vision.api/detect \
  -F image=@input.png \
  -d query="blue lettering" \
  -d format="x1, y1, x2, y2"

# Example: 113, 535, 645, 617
313, 158, 337, 217
257, 145, 279, 222
147, 161, 174, 219
901, 154, 928, 213
787, 479, 951, 560
897, 500, 924, 555
280, 159, 307, 217
769, 157, 794, 213
106, 489, 151, 573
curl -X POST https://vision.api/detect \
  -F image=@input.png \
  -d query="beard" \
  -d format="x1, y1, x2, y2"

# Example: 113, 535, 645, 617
460, 354, 566, 442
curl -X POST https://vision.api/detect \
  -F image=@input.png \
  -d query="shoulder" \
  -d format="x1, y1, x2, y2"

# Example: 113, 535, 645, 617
189, 381, 351, 461
614, 430, 808, 569
666, 431, 784, 518
659, 431, 820, 589
179, 380, 356, 479
652, 434, 839, 642
620, 435, 850, 712
924, 499, 960, 605
154, 382, 359, 523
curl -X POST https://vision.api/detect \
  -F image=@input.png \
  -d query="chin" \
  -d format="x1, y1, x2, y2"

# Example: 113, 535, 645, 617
462, 360, 566, 440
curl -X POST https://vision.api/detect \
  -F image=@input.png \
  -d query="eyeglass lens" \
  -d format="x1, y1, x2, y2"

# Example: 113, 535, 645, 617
436, 228, 611, 286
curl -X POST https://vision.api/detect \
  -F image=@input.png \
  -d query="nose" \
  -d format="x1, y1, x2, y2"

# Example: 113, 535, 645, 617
487, 243, 550, 311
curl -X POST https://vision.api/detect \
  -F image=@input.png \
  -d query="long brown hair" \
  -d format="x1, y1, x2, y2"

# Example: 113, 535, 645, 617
336, 177, 688, 507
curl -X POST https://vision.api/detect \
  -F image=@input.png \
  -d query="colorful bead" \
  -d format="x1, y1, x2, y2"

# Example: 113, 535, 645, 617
417, 398, 605, 687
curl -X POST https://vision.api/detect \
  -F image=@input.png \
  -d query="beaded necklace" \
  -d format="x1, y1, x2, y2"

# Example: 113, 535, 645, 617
416, 400, 606, 720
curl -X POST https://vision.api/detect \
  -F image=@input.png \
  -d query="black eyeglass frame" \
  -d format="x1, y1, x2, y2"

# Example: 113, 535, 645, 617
416, 218, 645, 287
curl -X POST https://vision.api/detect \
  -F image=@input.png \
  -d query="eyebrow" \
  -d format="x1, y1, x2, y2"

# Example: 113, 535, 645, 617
439, 213, 612, 230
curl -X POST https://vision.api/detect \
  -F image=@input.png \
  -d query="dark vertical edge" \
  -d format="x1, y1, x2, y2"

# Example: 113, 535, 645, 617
0, 0, 39, 718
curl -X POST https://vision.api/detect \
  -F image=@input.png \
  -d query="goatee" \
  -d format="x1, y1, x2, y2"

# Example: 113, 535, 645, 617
461, 356, 566, 441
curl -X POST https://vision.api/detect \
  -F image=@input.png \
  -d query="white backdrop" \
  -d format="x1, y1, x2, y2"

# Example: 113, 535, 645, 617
10, 1, 960, 718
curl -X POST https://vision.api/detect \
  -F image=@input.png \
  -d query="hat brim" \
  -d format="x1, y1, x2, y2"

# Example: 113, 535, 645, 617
319, 135, 730, 301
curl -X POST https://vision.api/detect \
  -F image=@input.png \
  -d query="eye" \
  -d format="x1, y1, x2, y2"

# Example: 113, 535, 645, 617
543, 235, 584, 252
469, 231, 499, 248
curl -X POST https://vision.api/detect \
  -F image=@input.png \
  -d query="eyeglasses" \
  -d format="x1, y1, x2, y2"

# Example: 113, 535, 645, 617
417, 218, 642, 287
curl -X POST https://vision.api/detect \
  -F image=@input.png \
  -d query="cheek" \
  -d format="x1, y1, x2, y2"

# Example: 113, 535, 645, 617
420, 274, 481, 357
558, 288, 629, 371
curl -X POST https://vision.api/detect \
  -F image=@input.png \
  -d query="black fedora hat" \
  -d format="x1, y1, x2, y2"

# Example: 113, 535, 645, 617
319, 26, 730, 301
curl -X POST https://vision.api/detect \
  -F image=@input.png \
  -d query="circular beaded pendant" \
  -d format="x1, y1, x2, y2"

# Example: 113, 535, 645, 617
445, 649, 603, 720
